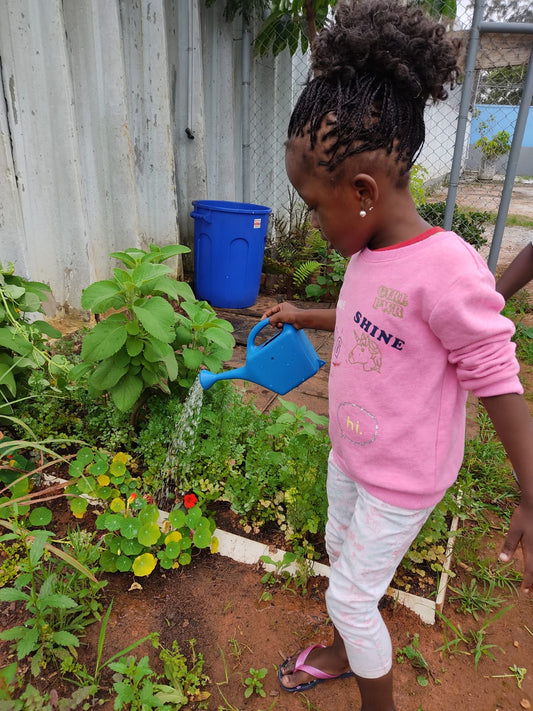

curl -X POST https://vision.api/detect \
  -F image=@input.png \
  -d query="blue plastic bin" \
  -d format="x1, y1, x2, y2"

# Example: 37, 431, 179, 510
191, 200, 271, 308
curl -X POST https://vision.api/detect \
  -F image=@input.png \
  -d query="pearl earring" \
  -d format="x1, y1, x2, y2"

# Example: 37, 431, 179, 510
359, 209, 367, 218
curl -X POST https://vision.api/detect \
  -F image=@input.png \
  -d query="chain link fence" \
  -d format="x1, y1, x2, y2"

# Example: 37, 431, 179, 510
247, 10, 532, 275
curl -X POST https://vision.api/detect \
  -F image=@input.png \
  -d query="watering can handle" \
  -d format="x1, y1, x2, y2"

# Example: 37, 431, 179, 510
247, 318, 293, 354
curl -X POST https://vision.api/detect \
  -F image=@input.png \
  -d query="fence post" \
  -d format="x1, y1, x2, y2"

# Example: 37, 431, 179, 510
487, 45, 533, 273
444, 0, 485, 232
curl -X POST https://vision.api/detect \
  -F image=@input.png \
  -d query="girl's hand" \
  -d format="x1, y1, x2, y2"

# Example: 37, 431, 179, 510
261, 302, 304, 329
499, 502, 533, 594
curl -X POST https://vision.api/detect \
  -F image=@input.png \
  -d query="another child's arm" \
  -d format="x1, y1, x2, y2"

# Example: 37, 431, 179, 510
480, 392, 533, 594
262, 302, 336, 331
495, 242, 533, 301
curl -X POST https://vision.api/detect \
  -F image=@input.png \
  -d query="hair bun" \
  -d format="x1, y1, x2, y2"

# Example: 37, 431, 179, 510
311, 0, 459, 104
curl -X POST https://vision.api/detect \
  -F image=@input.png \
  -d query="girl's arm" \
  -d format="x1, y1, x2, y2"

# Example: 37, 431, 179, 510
496, 242, 533, 301
480, 392, 533, 594
262, 302, 337, 331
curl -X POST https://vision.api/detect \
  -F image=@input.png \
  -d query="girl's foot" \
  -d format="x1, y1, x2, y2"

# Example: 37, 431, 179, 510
278, 643, 354, 692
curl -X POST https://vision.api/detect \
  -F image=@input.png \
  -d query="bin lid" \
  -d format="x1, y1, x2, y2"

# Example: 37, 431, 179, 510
191, 200, 271, 215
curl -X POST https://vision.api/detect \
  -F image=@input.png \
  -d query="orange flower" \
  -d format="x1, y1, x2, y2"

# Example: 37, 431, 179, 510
184, 494, 198, 509
127, 492, 138, 504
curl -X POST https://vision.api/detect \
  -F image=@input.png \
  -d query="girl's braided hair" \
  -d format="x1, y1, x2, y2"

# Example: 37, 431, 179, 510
288, 0, 460, 174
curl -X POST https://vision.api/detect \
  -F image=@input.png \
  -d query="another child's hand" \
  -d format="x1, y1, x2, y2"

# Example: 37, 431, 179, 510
499, 502, 533, 594
261, 302, 304, 329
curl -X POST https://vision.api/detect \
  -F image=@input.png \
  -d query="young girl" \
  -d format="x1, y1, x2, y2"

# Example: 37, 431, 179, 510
262, 2, 533, 709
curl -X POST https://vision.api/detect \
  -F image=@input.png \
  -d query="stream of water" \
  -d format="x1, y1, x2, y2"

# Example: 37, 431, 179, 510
157, 377, 204, 508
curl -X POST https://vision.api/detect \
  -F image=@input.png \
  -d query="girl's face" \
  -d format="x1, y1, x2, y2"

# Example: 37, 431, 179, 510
285, 138, 375, 257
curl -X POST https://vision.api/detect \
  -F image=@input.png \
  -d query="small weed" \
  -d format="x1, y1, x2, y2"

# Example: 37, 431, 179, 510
243, 667, 267, 698
448, 578, 504, 620
436, 605, 513, 669
492, 664, 527, 689
396, 633, 435, 686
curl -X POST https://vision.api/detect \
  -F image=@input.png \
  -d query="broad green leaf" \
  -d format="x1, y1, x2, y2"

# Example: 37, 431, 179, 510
168, 509, 186, 528
96, 513, 122, 532
151, 277, 195, 302
28, 507, 53, 527
120, 517, 140, 539
99, 550, 118, 573
17, 292, 41, 312
0, 588, 30, 602
110, 373, 144, 411
0, 363, 16, 396
202, 327, 235, 350
165, 540, 182, 559
137, 522, 161, 547
193, 524, 212, 549
116, 555, 133, 572
76, 446, 95, 467
154, 244, 190, 260
132, 263, 171, 287
132, 553, 157, 577
126, 337, 144, 357
161, 350, 178, 381
31, 320, 62, 338
81, 315, 128, 362
143, 338, 173, 363
90, 358, 129, 391
182, 348, 203, 370
38, 593, 77, 609
109, 458, 126, 477
69, 497, 88, 518
3, 283, 25, 300
52, 630, 80, 647
132, 297, 175, 343
29, 529, 51, 567
139, 504, 159, 525
0, 328, 33, 356
17, 626, 39, 659
81, 280, 123, 313
121, 538, 144, 556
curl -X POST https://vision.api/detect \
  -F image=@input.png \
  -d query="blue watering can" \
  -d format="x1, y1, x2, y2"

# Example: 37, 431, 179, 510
199, 318, 326, 395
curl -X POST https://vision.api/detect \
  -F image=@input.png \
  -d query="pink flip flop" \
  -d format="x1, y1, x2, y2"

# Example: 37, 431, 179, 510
278, 643, 355, 693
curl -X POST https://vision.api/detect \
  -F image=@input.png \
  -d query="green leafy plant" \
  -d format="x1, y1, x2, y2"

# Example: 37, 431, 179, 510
243, 667, 267, 699
0, 519, 104, 676
448, 579, 504, 620
492, 664, 527, 689
417, 202, 490, 251
159, 639, 210, 709
305, 250, 348, 302
107, 636, 210, 710
436, 605, 513, 669
77, 243, 234, 413
0, 260, 64, 410
396, 633, 435, 687
65, 447, 216, 576
474, 126, 511, 161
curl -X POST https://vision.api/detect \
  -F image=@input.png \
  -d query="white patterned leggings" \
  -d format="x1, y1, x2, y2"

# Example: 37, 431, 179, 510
325, 453, 435, 679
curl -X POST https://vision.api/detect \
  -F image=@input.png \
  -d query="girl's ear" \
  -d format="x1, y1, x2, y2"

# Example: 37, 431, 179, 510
351, 173, 379, 207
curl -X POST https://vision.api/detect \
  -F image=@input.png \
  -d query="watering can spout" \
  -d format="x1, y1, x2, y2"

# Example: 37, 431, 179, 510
198, 367, 248, 391
198, 318, 325, 395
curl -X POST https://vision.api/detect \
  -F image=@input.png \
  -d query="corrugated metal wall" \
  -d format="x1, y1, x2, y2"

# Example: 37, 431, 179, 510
0, 0, 460, 315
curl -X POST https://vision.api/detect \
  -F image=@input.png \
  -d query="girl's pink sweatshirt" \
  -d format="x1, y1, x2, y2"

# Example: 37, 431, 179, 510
329, 229, 523, 510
